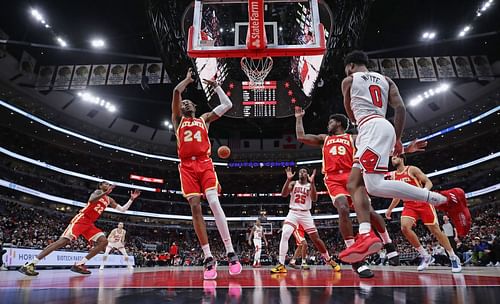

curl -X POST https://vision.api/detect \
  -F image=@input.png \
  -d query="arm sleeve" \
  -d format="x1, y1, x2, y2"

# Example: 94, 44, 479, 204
212, 86, 233, 116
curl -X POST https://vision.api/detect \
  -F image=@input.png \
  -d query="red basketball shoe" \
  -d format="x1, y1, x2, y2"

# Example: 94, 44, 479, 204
339, 230, 382, 264
439, 188, 471, 237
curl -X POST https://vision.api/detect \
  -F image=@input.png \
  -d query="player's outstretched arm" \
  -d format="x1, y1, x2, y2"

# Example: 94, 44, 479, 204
89, 185, 115, 203
308, 169, 318, 202
386, 76, 406, 156
200, 79, 232, 125
294, 107, 326, 146
409, 166, 433, 190
172, 68, 195, 130
341, 76, 355, 123
110, 189, 141, 212
281, 167, 296, 197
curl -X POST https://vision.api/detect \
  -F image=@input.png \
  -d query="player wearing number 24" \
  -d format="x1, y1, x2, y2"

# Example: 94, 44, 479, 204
171, 68, 242, 280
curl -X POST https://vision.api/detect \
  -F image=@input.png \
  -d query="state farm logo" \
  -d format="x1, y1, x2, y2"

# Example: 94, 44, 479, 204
249, 0, 262, 48
251, 39, 261, 48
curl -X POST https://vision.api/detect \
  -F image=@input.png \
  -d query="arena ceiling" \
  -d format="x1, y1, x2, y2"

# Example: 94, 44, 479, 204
0, 0, 499, 140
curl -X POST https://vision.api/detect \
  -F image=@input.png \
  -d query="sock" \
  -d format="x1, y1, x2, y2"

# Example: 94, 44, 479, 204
206, 189, 234, 254
202, 244, 213, 259
321, 252, 331, 261
29, 257, 40, 265
446, 249, 457, 258
290, 258, 296, 264
302, 259, 307, 265
416, 246, 427, 256
359, 222, 371, 235
279, 225, 294, 265
76, 258, 88, 266
379, 230, 392, 244
363, 174, 447, 204
345, 238, 355, 248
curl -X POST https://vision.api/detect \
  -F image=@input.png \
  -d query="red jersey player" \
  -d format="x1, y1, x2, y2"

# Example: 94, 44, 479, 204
19, 181, 140, 276
339, 50, 470, 264
385, 155, 462, 273
171, 68, 241, 280
289, 224, 309, 270
295, 107, 412, 278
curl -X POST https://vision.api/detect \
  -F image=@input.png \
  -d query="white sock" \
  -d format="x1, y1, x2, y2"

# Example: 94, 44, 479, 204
302, 259, 307, 265
363, 174, 447, 204
359, 222, 371, 235
279, 225, 294, 265
76, 258, 88, 266
345, 238, 355, 248
290, 258, 296, 264
206, 189, 234, 254
29, 257, 40, 265
379, 230, 392, 244
321, 252, 331, 261
416, 246, 427, 256
446, 249, 457, 258
202, 244, 213, 259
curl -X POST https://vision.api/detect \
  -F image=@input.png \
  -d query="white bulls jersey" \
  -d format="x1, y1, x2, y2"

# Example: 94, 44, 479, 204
253, 225, 263, 240
109, 228, 126, 243
350, 71, 390, 123
290, 182, 312, 211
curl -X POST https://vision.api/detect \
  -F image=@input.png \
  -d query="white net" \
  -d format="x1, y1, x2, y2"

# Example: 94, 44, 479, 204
240, 57, 273, 87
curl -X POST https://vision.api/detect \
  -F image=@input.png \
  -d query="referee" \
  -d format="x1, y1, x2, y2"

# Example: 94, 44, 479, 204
442, 215, 459, 252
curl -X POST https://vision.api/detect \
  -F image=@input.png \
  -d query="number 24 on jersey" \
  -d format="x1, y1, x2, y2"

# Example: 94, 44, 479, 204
184, 130, 202, 142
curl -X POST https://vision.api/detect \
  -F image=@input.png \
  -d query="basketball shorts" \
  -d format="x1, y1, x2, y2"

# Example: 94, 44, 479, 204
178, 156, 219, 198
293, 226, 306, 246
284, 210, 317, 235
354, 117, 396, 174
253, 239, 262, 250
107, 241, 125, 249
401, 202, 438, 226
324, 172, 354, 209
61, 214, 104, 242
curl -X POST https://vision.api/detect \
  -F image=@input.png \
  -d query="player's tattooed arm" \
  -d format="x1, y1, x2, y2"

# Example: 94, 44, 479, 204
89, 185, 114, 203
281, 167, 296, 197
341, 76, 355, 123
386, 76, 406, 156
294, 107, 327, 146
409, 166, 433, 190
172, 68, 195, 131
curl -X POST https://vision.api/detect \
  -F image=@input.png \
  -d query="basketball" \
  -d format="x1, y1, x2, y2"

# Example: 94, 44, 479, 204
217, 145, 231, 159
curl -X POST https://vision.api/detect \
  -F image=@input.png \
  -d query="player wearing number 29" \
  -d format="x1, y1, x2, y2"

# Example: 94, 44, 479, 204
339, 50, 471, 264
270, 167, 341, 273
171, 68, 241, 280
18, 181, 141, 276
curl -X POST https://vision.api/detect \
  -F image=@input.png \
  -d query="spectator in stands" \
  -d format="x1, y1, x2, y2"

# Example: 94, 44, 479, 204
472, 237, 491, 266
441, 215, 458, 252
169, 242, 178, 266
431, 242, 448, 266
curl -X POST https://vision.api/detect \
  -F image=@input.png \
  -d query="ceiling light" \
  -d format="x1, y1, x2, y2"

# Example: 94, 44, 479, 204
56, 37, 67, 47
422, 32, 429, 39
458, 31, 466, 37
409, 83, 451, 107
464, 25, 471, 32
91, 39, 106, 48
428, 32, 436, 39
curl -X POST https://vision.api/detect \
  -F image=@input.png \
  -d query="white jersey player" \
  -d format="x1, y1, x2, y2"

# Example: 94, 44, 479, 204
338, 50, 469, 264
100, 222, 133, 270
270, 167, 340, 273
248, 219, 268, 268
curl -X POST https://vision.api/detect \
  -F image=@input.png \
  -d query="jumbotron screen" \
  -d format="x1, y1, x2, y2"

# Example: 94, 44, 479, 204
207, 79, 310, 119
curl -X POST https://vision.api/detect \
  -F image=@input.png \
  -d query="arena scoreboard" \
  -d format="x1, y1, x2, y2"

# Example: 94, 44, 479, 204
207, 79, 310, 119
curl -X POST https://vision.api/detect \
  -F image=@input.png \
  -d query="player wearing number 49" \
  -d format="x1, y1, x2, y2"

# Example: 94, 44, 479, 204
18, 182, 141, 276
271, 167, 341, 274
171, 68, 242, 280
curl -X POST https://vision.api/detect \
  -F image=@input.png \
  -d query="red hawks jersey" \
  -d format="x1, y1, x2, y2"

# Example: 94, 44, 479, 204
177, 116, 211, 159
290, 182, 312, 211
80, 194, 110, 222
389, 166, 422, 188
322, 133, 355, 174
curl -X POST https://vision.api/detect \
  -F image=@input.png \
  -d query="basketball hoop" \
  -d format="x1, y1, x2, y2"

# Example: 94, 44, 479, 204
240, 56, 273, 87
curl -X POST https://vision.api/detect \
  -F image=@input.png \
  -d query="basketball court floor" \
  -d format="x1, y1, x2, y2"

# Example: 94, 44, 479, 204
1, 266, 499, 303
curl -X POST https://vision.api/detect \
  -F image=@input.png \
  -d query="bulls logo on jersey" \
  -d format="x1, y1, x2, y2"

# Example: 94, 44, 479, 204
290, 182, 312, 211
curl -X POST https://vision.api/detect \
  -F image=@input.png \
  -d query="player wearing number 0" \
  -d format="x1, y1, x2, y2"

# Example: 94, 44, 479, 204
248, 219, 268, 268
100, 222, 133, 270
339, 50, 471, 264
271, 167, 341, 273
295, 107, 406, 278
385, 155, 462, 273
171, 68, 241, 280
19, 182, 140, 276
